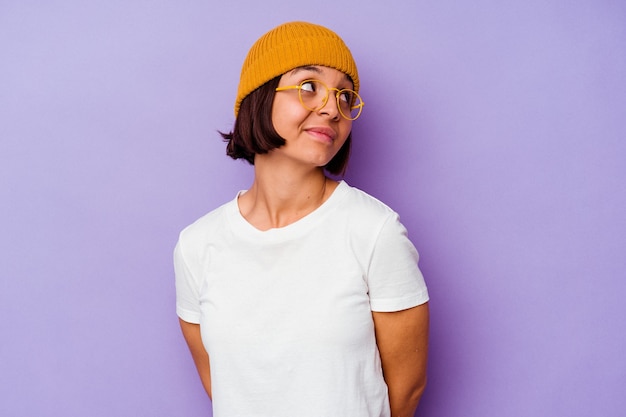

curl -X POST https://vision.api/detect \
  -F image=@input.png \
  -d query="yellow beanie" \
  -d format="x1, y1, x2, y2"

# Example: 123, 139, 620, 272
234, 21, 359, 116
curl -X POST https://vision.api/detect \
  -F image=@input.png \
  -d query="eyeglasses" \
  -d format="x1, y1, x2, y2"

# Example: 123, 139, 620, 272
275, 79, 364, 121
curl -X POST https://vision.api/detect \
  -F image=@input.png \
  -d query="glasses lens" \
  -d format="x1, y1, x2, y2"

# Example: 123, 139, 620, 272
335, 89, 363, 121
298, 80, 326, 111
345, 92, 363, 120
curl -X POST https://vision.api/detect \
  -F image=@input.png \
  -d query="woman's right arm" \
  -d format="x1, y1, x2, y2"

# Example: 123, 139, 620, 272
179, 318, 212, 399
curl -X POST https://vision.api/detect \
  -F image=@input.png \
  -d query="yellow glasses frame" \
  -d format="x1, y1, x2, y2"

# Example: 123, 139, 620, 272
275, 79, 364, 121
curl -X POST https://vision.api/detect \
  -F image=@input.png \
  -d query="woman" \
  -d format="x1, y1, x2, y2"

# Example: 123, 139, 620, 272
174, 21, 429, 417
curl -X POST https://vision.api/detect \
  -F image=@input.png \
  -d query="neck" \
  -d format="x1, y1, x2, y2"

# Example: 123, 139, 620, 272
238, 159, 337, 230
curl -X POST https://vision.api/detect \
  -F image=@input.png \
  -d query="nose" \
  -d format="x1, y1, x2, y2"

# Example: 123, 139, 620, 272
318, 91, 341, 121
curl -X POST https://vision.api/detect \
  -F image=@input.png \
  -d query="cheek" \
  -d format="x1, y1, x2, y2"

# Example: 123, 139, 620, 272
272, 112, 299, 140
337, 122, 353, 145
271, 96, 303, 137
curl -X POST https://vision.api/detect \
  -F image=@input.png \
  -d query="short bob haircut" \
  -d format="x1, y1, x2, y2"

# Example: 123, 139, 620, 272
221, 76, 352, 176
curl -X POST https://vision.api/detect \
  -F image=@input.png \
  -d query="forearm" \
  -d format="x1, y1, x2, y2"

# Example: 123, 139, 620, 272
190, 347, 212, 399
386, 371, 427, 417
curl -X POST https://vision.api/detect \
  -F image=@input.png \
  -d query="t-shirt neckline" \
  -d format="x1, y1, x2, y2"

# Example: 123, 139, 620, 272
228, 180, 349, 239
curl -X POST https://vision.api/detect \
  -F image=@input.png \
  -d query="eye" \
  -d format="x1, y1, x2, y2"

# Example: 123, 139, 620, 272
300, 80, 317, 93
338, 90, 353, 104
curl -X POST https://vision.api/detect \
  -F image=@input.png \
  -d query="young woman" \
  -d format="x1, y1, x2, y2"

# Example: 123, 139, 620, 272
174, 21, 429, 417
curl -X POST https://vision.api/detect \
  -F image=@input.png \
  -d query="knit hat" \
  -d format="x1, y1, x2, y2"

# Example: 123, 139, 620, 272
234, 21, 359, 116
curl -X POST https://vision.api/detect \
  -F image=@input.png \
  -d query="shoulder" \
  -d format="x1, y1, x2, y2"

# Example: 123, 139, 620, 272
339, 181, 397, 223
178, 198, 236, 247
330, 182, 404, 248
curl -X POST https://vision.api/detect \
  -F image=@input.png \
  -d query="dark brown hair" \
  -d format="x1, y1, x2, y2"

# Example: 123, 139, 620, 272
221, 76, 352, 176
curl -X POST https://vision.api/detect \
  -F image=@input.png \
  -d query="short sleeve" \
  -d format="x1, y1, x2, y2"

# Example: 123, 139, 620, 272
173, 239, 202, 324
367, 213, 429, 312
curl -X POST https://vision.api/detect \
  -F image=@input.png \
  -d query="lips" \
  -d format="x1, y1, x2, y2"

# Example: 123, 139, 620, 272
305, 126, 337, 142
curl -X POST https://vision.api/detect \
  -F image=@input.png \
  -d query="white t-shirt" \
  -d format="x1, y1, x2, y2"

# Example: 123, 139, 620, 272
174, 181, 428, 417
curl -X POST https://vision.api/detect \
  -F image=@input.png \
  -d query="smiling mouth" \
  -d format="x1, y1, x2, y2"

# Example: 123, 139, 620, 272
306, 127, 337, 142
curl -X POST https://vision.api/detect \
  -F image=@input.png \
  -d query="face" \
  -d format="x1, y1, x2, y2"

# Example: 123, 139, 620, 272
270, 65, 353, 169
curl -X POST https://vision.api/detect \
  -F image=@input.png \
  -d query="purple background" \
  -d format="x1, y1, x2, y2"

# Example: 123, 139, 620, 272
1, 1, 625, 416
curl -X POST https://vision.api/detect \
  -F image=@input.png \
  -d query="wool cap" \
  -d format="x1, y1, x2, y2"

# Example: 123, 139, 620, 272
234, 21, 359, 116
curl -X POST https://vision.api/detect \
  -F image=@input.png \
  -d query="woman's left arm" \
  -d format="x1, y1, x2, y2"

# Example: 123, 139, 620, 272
372, 302, 429, 417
